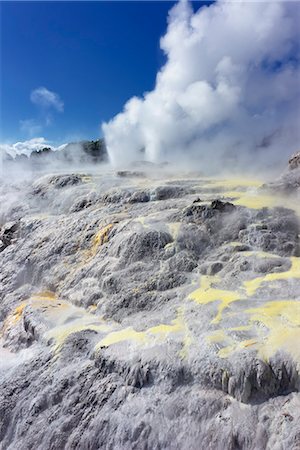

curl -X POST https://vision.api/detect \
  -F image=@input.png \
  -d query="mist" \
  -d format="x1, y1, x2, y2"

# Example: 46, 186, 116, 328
103, 0, 300, 173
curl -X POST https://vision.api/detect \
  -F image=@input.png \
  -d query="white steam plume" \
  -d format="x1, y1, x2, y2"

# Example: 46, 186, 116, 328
103, 0, 300, 173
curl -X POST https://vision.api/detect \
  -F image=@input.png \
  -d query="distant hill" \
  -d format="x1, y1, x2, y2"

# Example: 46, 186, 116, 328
3, 139, 108, 167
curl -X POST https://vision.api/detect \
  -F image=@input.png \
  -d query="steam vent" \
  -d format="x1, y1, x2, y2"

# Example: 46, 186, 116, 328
1, 152, 300, 449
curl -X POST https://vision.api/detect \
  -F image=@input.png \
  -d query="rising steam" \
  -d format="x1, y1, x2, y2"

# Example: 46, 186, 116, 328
103, 0, 300, 172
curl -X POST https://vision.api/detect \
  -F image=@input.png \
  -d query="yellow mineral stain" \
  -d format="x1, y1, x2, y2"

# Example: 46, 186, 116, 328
203, 178, 262, 190
189, 275, 242, 324
148, 306, 191, 359
12, 303, 26, 321
217, 299, 300, 360
2, 303, 27, 332
97, 327, 147, 348
226, 241, 245, 248
94, 306, 191, 358
147, 305, 183, 339
245, 300, 300, 361
31, 290, 56, 301
241, 338, 257, 348
242, 250, 279, 259
168, 222, 181, 240
224, 243, 280, 259
218, 344, 237, 358
92, 224, 113, 254
220, 190, 247, 199
135, 216, 148, 227
80, 175, 92, 183
227, 325, 252, 332
207, 329, 229, 344
206, 326, 254, 358
2, 291, 57, 333
88, 304, 97, 312
148, 322, 180, 336
244, 257, 300, 296
200, 176, 296, 211
47, 319, 113, 352
218, 338, 258, 359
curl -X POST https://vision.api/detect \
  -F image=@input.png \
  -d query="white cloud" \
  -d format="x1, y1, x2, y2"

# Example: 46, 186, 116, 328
30, 87, 64, 112
103, 0, 300, 172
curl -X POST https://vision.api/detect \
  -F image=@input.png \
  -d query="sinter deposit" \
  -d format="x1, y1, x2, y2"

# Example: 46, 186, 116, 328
0, 159, 300, 449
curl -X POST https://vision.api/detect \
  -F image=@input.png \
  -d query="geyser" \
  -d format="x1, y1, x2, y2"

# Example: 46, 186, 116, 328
103, 0, 300, 171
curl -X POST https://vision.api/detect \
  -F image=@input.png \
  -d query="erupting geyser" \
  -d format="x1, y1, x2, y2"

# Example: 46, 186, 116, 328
103, 0, 300, 171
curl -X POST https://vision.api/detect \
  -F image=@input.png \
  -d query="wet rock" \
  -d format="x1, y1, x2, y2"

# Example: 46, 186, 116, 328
0, 221, 19, 252
264, 151, 300, 193
289, 152, 300, 170
151, 185, 187, 201
32, 174, 83, 196
128, 190, 150, 203
102, 188, 131, 204
164, 250, 198, 273
253, 257, 290, 274
184, 200, 236, 222
116, 170, 145, 178
176, 224, 210, 257
192, 197, 202, 203
239, 207, 299, 256
70, 197, 93, 212
207, 261, 223, 275
117, 230, 173, 264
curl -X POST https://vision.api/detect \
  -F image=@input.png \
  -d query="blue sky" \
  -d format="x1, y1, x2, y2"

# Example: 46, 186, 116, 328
1, 1, 192, 144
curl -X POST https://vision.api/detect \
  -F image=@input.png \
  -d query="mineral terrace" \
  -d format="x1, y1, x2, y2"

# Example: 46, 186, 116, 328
0, 157, 300, 449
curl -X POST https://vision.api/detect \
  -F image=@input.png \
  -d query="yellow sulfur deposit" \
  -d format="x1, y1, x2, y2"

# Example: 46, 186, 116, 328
244, 256, 300, 296
203, 178, 262, 190
207, 329, 231, 344
94, 306, 191, 358
47, 318, 113, 352
92, 224, 113, 252
97, 327, 147, 348
31, 290, 56, 301
242, 250, 280, 259
233, 191, 278, 209
2, 291, 57, 334
245, 300, 300, 361
189, 276, 242, 324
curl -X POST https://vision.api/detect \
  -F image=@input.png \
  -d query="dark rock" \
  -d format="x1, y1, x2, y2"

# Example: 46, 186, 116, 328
184, 199, 236, 221
192, 197, 202, 204
207, 261, 223, 275
128, 190, 150, 203
151, 185, 187, 201
289, 152, 300, 170
176, 224, 210, 257
116, 171, 145, 178
52, 174, 82, 189
0, 221, 19, 252
164, 251, 198, 272
118, 230, 173, 264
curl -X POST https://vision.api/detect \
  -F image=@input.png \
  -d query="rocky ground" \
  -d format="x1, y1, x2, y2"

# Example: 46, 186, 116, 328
0, 158, 300, 449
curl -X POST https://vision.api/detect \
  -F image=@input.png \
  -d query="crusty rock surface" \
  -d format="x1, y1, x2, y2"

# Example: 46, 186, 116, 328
0, 167, 300, 449
265, 151, 300, 194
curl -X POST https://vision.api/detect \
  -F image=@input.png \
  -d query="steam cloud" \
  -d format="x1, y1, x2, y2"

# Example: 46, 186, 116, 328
0, 138, 65, 158
103, 0, 300, 172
